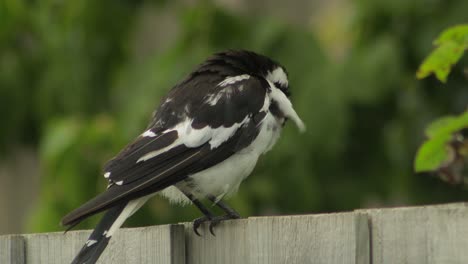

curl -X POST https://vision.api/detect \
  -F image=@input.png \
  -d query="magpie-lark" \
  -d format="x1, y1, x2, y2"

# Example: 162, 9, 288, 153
62, 50, 305, 264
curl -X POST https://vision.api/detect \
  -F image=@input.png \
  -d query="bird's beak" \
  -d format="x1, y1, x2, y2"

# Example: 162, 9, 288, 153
269, 87, 306, 133
286, 107, 306, 133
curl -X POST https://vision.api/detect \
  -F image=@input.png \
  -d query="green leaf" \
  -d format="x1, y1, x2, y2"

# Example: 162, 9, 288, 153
425, 111, 468, 138
414, 133, 453, 172
435, 25, 468, 46
415, 110, 468, 172
416, 24, 468, 82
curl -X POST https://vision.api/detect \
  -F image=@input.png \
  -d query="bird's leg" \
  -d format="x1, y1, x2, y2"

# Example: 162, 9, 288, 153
208, 195, 241, 217
191, 200, 216, 237
205, 195, 241, 235
181, 191, 215, 236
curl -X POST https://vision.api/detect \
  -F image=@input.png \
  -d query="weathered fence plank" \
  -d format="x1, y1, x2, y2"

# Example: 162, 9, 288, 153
185, 212, 369, 264
22, 224, 185, 264
355, 213, 371, 264
0, 235, 25, 264
361, 203, 468, 264
23, 230, 88, 264
247, 213, 369, 264
99, 225, 185, 264
185, 219, 250, 264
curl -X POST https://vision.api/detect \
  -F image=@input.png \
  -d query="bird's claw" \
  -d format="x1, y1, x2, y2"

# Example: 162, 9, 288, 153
193, 216, 211, 236
208, 219, 220, 236
192, 213, 241, 236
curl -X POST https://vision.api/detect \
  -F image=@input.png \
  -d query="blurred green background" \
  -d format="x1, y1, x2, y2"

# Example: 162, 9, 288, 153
1, 0, 468, 234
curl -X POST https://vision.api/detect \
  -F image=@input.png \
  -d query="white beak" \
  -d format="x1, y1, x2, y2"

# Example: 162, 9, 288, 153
286, 106, 306, 133
268, 85, 306, 133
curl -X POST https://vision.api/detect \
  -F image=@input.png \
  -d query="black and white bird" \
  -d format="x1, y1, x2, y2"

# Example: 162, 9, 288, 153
62, 50, 305, 264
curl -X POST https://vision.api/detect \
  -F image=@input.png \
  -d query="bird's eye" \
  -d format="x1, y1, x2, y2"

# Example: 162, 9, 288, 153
274, 81, 291, 97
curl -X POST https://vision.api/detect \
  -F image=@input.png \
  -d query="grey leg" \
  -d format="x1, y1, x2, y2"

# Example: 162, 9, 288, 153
181, 191, 215, 236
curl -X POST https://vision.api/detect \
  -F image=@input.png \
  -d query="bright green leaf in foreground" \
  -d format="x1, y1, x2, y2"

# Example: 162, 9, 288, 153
416, 24, 468, 82
414, 133, 453, 172
415, 110, 468, 173
435, 25, 468, 46
425, 111, 468, 138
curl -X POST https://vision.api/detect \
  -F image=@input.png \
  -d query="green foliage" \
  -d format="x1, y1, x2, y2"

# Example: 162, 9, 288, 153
414, 112, 468, 172
416, 25, 468, 82
414, 132, 452, 172
28, 116, 119, 231
414, 24, 468, 185
425, 112, 468, 139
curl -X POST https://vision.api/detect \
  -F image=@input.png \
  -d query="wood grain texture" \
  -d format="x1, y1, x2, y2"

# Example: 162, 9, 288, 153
185, 212, 369, 264
5, 203, 468, 263
23, 230, 89, 264
247, 213, 368, 264
0, 235, 25, 264
21, 224, 185, 264
99, 225, 185, 264
185, 219, 250, 264
355, 213, 371, 264
361, 203, 468, 264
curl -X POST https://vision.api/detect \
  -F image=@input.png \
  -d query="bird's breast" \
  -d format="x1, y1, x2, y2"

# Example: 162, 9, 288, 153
160, 112, 283, 204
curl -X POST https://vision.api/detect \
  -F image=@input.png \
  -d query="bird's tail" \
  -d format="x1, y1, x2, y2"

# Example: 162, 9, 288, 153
70, 197, 149, 264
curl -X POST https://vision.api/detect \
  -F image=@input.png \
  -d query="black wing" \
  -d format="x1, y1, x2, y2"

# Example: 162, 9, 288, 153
62, 73, 269, 227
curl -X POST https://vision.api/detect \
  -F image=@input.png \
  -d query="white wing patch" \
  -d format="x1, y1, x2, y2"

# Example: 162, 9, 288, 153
205, 74, 250, 106
169, 117, 251, 149
104, 172, 111, 178
174, 117, 250, 149
173, 119, 211, 147
192, 116, 250, 149
208, 123, 243, 149
205, 87, 235, 106
136, 115, 252, 163
135, 119, 203, 164
137, 137, 182, 163
85, 239, 98, 247
115, 180, 123, 185
142, 129, 157, 137
218, 74, 250, 87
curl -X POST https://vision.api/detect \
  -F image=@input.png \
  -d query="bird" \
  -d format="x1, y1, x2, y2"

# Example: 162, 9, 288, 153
62, 50, 305, 264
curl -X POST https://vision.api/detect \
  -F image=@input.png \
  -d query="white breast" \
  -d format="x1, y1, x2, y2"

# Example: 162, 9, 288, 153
159, 112, 283, 204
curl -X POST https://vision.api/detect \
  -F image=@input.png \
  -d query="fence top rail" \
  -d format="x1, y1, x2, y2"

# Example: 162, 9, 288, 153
1, 202, 468, 264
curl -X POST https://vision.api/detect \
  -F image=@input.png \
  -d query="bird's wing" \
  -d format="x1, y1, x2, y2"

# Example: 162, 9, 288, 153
61, 74, 269, 227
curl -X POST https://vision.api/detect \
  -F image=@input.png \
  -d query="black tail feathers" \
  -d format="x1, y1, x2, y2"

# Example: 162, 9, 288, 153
70, 202, 127, 264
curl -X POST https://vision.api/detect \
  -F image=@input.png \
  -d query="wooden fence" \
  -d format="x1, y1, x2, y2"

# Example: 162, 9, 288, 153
2, 203, 468, 263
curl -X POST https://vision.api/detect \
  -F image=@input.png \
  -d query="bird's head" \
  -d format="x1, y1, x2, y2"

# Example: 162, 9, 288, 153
263, 65, 305, 133
197, 50, 306, 133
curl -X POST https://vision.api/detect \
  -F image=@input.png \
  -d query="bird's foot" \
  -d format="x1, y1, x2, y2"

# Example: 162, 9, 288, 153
193, 215, 212, 236
207, 212, 241, 236
192, 211, 241, 236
